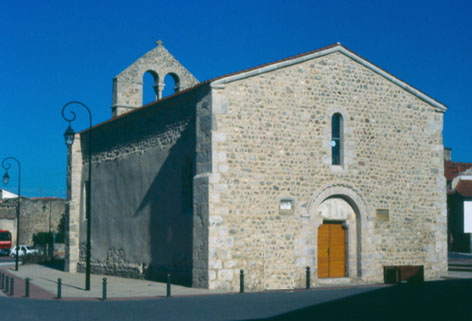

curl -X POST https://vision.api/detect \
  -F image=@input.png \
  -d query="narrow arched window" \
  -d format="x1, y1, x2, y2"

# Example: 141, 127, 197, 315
331, 113, 343, 165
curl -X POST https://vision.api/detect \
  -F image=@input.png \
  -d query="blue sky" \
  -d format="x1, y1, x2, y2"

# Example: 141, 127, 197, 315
1, 0, 471, 197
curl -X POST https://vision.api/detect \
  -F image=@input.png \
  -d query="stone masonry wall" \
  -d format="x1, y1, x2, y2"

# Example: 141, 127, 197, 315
0, 197, 65, 246
207, 51, 447, 290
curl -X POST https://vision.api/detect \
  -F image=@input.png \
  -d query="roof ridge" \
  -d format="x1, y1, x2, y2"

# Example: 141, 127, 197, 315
80, 42, 446, 134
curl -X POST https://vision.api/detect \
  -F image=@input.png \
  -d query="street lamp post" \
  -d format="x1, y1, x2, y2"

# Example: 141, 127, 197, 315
2, 157, 21, 271
62, 101, 92, 291
42, 200, 52, 257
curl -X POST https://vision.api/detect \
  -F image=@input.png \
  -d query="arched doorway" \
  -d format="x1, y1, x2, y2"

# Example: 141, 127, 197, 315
299, 184, 368, 285
316, 197, 356, 279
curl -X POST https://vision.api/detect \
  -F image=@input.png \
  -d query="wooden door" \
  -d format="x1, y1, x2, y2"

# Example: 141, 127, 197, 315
329, 224, 346, 278
318, 223, 345, 278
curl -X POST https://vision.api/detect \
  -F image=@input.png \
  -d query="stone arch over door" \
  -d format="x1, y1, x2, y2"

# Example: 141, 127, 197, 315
306, 184, 368, 283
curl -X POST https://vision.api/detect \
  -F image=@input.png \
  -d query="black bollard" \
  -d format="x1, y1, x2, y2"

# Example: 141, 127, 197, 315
25, 277, 30, 297
240, 269, 244, 293
102, 277, 107, 301
166, 274, 171, 297
306, 266, 311, 289
1, 272, 3, 288
57, 278, 62, 299
5, 275, 9, 292
10, 278, 14, 296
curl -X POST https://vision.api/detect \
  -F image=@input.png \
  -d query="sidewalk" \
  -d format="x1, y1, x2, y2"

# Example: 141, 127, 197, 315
0, 264, 229, 300
1, 262, 470, 301
448, 252, 472, 265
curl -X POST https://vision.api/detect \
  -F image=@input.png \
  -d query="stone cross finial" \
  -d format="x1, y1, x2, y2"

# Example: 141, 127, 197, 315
156, 40, 163, 46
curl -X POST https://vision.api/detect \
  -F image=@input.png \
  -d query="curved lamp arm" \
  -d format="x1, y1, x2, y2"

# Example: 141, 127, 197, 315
2, 157, 21, 189
61, 101, 92, 127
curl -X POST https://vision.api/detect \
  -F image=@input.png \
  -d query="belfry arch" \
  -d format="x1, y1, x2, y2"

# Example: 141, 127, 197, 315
164, 72, 180, 95
142, 70, 159, 104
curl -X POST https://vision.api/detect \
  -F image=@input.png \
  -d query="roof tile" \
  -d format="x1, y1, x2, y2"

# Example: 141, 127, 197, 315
455, 180, 472, 197
444, 161, 472, 181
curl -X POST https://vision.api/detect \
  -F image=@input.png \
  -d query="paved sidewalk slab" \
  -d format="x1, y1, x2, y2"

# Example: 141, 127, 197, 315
4, 263, 467, 301
1, 264, 229, 300
0, 269, 55, 299
442, 270, 472, 279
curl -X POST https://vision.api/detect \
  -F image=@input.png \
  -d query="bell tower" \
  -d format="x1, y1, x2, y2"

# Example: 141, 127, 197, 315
111, 41, 199, 117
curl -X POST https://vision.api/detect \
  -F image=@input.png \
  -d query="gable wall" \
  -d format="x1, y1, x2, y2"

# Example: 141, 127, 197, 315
208, 52, 447, 290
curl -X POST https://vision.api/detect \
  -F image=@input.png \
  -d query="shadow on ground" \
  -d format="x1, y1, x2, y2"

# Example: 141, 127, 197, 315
39, 259, 64, 271
246, 279, 471, 321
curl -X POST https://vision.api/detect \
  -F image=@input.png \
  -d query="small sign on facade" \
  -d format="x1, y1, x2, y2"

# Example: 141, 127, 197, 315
279, 198, 295, 215
280, 201, 292, 210
376, 209, 389, 222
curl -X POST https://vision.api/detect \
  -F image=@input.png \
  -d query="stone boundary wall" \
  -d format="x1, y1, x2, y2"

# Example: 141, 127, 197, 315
0, 197, 65, 246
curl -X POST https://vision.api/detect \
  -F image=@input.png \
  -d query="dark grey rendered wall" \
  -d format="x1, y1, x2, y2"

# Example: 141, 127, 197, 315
448, 194, 472, 253
78, 87, 209, 285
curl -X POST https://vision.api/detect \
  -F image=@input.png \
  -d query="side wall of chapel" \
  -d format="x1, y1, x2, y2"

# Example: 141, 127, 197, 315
68, 87, 210, 285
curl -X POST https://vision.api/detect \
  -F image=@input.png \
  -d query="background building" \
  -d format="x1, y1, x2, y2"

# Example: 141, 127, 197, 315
0, 189, 18, 200
0, 196, 65, 245
445, 149, 472, 253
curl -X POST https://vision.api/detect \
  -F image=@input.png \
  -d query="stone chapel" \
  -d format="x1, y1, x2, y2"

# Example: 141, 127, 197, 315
65, 41, 447, 290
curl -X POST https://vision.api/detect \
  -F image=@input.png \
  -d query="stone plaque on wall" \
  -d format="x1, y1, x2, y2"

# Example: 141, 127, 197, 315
279, 198, 295, 215
376, 209, 389, 222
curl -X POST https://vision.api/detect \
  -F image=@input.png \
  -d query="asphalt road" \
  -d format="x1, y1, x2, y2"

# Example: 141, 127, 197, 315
0, 279, 471, 321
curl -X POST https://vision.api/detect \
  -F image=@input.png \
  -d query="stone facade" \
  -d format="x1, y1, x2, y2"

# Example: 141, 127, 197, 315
203, 49, 447, 290
0, 197, 65, 245
67, 43, 447, 290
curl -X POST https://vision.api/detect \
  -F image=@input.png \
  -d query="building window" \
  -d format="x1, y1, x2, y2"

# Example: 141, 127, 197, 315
331, 113, 343, 165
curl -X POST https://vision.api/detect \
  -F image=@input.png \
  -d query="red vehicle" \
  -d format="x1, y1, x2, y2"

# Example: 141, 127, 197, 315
0, 230, 12, 255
